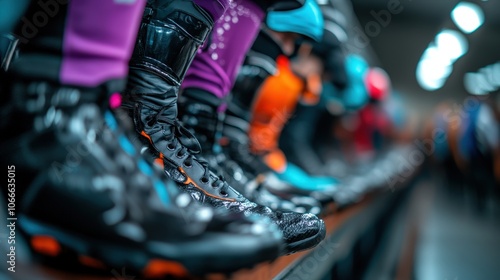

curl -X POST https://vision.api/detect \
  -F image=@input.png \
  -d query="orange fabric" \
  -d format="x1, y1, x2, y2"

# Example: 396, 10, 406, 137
31, 236, 61, 257
249, 56, 305, 172
140, 130, 153, 143
143, 259, 189, 278
263, 149, 288, 173
301, 74, 322, 105
141, 130, 166, 169
154, 153, 164, 169
79, 255, 106, 269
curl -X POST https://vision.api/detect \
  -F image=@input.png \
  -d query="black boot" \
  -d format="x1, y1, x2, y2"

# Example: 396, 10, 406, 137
280, 100, 328, 176
222, 29, 286, 180
179, 88, 322, 214
222, 30, 324, 213
124, 1, 325, 255
0, 72, 285, 276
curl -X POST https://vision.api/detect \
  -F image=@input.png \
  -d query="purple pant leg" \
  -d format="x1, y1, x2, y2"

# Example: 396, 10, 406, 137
60, 0, 146, 87
182, 0, 265, 100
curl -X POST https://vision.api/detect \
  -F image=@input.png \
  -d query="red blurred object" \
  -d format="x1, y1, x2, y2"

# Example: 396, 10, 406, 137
366, 67, 390, 101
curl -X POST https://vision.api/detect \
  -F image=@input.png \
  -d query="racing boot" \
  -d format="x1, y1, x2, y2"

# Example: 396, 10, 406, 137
179, 88, 322, 215
123, 0, 325, 254
248, 55, 338, 194
0, 0, 283, 274
0, 77, 283, 276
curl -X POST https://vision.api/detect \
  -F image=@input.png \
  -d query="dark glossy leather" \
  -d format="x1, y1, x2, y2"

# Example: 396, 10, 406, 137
129, 99, 239, 203
176, 88, 326, 254
252, 0, 304, 12
179, 88, 224, 153
223, 30, 283, 177
129, 0, 213, 85
0, 79, 287, 273
224, 30, 284, 174
230, 30, 283, 115
222, 125, 271, 175
124, 1, 326, 254
280, 101, 328, 176
0, 80, 209, 240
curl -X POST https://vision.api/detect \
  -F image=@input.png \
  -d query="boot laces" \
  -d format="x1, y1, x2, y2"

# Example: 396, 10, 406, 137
156, 108, 231, 197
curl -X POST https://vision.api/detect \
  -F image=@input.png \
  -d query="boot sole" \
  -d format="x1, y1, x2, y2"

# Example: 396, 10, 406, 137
19, 215, 281, 277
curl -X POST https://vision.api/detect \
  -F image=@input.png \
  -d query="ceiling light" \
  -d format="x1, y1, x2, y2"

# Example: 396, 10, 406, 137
451, 2, 485, 34
435, 30, 468, 61
416, 29, 469, 91
416, 59, 450, 91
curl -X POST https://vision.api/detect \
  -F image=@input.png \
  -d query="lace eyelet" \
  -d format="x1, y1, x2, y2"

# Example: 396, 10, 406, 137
167, 143, 176, 151
183, 161, 192, 168
176, 152, 185, 159
200, 177, 209, 184
220, 190, 229, 197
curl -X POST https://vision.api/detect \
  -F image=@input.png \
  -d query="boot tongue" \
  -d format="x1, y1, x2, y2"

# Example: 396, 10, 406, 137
151, 102, 202, 155
173, 120, 202, 154
155, 100, 178, 124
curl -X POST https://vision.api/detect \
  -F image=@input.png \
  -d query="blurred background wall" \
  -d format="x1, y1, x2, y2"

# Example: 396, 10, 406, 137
351, 0, 500, 115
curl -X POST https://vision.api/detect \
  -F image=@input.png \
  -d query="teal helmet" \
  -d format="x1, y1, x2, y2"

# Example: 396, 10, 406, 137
322, 54, 370, 111
266, 0, 324, 42
342, 55, 370, 110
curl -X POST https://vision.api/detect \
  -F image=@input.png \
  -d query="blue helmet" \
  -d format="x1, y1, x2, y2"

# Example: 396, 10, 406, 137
342, 54, 370, 110
266, 0, 324, 42
321, 54, 370, 111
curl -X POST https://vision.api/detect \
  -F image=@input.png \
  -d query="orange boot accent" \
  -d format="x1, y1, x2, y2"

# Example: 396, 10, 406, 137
301, 73, 322, 105
249, 56, 305, 173
154, 153, 165, 169
78, 255, 107, 269
143, 259, 189, 278
141, 130, 165, 168
263, 149, 288, 173
31, 236, 61, 257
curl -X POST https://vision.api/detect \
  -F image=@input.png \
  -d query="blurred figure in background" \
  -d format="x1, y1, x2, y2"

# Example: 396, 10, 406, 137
427, 93, 500, 213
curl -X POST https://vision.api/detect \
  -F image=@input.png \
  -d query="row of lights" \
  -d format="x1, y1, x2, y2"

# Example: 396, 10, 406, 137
416, 2, 485, 91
